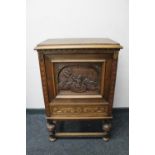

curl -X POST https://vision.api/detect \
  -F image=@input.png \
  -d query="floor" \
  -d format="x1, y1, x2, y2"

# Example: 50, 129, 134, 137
26, 109, 129, 155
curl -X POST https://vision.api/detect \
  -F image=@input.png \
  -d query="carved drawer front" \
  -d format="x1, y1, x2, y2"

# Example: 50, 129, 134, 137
45, 54, 106, 99
50, 104, 109, 118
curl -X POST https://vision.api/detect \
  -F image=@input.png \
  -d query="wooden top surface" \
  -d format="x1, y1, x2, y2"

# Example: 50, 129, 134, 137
35, 38, 123, 50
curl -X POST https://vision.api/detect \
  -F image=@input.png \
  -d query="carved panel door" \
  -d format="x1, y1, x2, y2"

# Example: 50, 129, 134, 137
44, 52, 112, 103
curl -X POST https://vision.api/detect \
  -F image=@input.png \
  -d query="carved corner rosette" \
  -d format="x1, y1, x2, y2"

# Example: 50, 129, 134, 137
113, 51, 119, 60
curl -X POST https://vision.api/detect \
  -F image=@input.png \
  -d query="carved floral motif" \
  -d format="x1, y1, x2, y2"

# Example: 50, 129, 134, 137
51, 106, 108, 115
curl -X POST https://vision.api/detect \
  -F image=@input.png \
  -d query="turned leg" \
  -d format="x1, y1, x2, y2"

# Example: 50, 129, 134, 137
102, 120, 112, 142
47, 120, 56, 142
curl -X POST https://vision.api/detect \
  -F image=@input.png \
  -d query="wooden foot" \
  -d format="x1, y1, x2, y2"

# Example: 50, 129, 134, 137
102, 121, 112, 142
47, 120, 56, 142
103, 137, 110, 142
49, 135, 56, 142
47, 123, 55, 132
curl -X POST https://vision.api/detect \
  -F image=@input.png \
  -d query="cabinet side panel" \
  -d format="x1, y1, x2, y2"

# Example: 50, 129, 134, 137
108, 51, 119, 114
104, 59, 112, 100
38, 52, 50, 116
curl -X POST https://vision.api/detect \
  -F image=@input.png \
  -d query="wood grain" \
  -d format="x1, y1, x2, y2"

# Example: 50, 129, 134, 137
35, 38, 122, 50
55, 132, 105, 137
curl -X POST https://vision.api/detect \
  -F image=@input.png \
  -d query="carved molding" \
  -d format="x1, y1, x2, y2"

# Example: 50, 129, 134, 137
51, 105, 109, 115
38, 53, 50, 116
108, 59, 117, 107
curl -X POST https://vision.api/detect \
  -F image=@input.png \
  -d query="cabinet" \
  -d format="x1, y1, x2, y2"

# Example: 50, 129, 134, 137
35, 38, 122, 141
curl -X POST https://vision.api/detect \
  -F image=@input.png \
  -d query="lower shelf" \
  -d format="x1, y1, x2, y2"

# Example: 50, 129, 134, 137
55, 132, 105, 137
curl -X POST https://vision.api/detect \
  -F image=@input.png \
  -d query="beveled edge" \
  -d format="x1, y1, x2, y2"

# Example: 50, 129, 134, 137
46, 116, 113, 120
35, 44, 123, 50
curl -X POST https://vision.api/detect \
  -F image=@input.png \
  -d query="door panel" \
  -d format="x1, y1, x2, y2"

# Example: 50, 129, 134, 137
45, 53, 112, 101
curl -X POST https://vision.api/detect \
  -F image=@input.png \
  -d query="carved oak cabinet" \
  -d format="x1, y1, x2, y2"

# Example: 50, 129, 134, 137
35, 38, 122, 142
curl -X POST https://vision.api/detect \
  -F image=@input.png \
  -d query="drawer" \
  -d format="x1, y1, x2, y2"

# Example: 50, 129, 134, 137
49, 98, 111, 120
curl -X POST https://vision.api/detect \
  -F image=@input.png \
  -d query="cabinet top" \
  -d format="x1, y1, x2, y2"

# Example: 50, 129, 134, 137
35, 38, 123, 50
